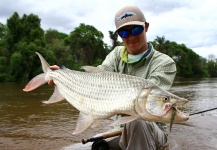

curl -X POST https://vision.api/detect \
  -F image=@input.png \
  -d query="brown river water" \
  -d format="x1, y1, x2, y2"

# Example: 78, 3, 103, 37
0, 78, 217, 150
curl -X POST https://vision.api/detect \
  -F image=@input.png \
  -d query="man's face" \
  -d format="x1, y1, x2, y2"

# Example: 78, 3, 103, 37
119, 24, 149, 55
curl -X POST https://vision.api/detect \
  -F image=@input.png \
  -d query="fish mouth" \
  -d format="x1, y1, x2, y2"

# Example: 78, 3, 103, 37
167, 101, 189, 121
168, 102, 189, 132
164, 98, 188, 115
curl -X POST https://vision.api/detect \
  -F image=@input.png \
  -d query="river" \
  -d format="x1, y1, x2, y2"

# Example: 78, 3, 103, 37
0, 78, 217, 150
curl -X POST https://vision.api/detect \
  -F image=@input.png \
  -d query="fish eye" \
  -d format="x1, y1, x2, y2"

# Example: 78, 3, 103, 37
163, 96, 169, 102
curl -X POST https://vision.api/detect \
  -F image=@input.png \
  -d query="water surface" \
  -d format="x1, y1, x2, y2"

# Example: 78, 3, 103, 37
0, 78, 217, 150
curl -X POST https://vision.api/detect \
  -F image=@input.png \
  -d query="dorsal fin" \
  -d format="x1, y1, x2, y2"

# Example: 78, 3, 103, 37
81, 66, 105, 73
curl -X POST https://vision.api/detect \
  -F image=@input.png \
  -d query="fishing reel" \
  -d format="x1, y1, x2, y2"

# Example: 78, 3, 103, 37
82, 130, 122, 150
91, 140, 110, 150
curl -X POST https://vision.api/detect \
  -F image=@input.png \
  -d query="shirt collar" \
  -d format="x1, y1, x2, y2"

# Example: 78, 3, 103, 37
120, 43, 152, 65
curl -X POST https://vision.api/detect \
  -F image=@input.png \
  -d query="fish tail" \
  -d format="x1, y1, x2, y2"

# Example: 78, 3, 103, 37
35, 52, 50, 73
23, 52, 50, 92
23, 73, 47, 91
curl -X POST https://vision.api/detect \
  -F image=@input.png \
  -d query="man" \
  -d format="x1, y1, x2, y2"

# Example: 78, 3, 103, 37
97, 6, 176, 150
49, 5, 176, 150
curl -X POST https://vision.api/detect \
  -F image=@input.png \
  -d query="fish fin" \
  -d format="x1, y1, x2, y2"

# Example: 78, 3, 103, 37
43, 85, 65, 104
91, 120, 101, 128
72, 112, 93, 135
60, 65, 67, 69
80, 66, 105, 73
23, 73, 47, 92
109, 116, 139, 126
35, 52, 50, 73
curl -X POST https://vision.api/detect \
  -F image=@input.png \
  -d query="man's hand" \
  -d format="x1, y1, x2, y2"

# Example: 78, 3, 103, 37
48, 65, 60, 85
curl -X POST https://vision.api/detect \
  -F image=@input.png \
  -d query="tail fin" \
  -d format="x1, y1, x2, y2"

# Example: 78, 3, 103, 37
23, 73, 47, 91
36, 52, 50, 73
23, 52, 50, 92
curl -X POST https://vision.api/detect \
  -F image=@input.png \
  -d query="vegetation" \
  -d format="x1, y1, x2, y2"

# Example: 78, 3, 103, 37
151, 36, 210, 78
0, 12, 216, 82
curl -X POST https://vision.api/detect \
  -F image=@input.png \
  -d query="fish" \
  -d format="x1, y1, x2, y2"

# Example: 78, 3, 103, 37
170, 107, 177, 132
23, 52, 189, 134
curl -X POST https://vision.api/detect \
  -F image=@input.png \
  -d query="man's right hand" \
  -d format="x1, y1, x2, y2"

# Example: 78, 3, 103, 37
48, 65, 60, 85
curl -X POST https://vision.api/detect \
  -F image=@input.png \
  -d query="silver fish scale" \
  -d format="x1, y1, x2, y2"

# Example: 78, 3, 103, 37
48, 69, 147, 118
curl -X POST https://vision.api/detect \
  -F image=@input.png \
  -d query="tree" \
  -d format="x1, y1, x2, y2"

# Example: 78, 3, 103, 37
45, 29, 70, 67
154, 36, 167, 54
5, 12, 53, 81
0, 56, 7, 81
68, 23, 107, 69
6, 12, 22, 53
108, 31, 123, 50
0, 12, 215, 81
151, 36, 208, 78
0, 23, 8, 59
0, 23, 7, 40
207, 54, 217, 77
45, 28, 68, 44
208, 54, 216, 62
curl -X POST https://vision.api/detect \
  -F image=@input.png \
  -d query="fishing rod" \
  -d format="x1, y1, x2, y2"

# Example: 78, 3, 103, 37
82, 130, 122, 144
82, 130, 122, 150
81, 107, 217, 149
189, 107, 217, 116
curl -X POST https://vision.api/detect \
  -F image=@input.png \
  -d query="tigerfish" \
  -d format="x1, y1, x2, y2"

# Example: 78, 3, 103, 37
23, 52, 189, 134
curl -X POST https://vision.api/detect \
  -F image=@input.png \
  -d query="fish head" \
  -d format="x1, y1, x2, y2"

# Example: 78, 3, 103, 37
135, 84, 189, 123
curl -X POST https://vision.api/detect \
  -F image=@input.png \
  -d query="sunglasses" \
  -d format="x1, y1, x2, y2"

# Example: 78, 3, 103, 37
117, 25, 144, 38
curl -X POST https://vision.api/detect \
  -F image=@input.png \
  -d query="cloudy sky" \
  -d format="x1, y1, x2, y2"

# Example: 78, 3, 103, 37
0, 0, 216, 58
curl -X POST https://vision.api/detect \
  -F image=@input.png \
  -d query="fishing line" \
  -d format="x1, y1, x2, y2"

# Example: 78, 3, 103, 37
189, 107, 217, 116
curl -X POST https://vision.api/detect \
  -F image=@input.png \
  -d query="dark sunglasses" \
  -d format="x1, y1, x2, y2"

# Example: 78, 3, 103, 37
118, 25, 144, 38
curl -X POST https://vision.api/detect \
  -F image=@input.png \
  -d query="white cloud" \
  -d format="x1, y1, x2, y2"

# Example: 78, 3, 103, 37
0, 0, 216, 58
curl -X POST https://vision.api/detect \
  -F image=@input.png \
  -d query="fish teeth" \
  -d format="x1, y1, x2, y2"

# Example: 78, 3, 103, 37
176, 103, 187, 110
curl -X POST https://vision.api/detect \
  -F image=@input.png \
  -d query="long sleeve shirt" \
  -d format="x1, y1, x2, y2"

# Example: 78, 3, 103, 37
98, 43, 177, 90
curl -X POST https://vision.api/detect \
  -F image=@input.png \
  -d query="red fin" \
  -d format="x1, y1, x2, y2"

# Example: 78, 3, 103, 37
23, 73, 46, 92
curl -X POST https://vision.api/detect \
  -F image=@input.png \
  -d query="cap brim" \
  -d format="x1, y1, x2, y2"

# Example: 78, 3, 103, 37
115, 21, 145, 33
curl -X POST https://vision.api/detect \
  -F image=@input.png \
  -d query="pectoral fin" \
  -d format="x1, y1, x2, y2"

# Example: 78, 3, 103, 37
72, 112, 94, 135
81, 66, 105, 73
43, 85, 65, 104
91, 120, 102, 128
109, 116, 139, 127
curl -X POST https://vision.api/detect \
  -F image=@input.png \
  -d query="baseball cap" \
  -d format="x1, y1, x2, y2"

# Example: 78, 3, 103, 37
114, 6, 146, 32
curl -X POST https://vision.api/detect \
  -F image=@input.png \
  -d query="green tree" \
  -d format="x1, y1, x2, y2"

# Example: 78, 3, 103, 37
68, 23, 107, 69
153, 36, 167, 54
0, 23, 8, 58
5, 12, 53, 81
45, 29, 70, 67
151, 36, 208, 78
207, 54, 217, 77
0, 56, 7, 81
45, 28, 68, 44
108, 31, 123, 50
0, 12, 214, 81
6, 12, 22, 54
20, 14, 46, 47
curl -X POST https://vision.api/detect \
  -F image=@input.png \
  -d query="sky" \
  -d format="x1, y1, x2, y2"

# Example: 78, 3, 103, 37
0, 0, 217, 59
